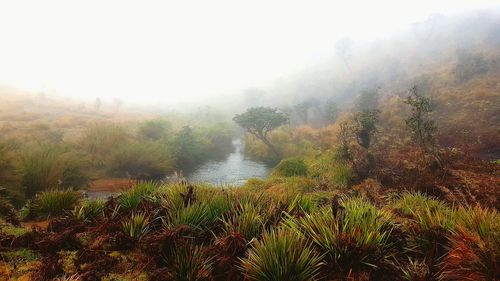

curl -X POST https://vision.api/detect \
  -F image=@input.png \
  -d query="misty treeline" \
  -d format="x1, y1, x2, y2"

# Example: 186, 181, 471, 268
226, 10, 499, 120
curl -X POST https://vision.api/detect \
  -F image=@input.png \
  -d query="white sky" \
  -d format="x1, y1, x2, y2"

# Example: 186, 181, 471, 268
0, 0, 498, 104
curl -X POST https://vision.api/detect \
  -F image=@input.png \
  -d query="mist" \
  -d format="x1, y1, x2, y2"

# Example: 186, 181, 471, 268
1, 0, 498, 109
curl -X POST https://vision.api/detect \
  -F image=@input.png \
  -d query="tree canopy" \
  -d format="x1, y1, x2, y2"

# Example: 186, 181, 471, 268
233, 107, 288, 158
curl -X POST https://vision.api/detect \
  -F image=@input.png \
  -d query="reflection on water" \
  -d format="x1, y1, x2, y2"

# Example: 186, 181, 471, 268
186, 139, 270, 185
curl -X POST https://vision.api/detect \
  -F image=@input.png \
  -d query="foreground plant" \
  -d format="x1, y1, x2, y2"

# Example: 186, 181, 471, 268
33, 189, 81, 218
240, 228, 323, 281
165, 243, 213, 281
285, 197, 393, 274
121, 212, 150, 241
72, 199, 105, 222
117, 181, 161, 211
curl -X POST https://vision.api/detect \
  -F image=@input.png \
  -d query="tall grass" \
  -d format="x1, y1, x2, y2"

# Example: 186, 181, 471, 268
285, 197, 393, 272
223, 202, 264, 240
240, 228, 323, 281
121, 212, 150, 241
165, 243, 213, 281
117, 182, 161, 211
72, 199, 105, 222
21, 145, 88, 197
33, 189, 81, 218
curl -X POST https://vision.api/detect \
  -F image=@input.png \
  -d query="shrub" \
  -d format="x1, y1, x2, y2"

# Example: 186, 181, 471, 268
20, 145, 89, 197
273, 158, 308, 177
138, 118, 171, 141
121, 212, 150, 241
240, 228, 323, 281
79, 124, 129, 155
107, 142, 173, 179
33, 189, 81, 218
117, 182, 161, 211
72, 199, 105, 222
285, 197, 393, 273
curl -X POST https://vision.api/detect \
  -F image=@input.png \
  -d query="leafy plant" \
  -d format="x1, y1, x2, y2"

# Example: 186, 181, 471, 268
240, 228, 323, 281
285, 197, 393, 273
121, 212, 150, 241
72, 199, 105, 222
117, 182, 160, 211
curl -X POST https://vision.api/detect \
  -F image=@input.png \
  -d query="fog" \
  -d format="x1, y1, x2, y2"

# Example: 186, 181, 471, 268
0, 0, 498, 108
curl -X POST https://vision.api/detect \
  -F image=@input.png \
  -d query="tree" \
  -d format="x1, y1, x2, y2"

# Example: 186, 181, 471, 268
94, 98, 102, 111
139, 119, 171, 141
233, 107, 288, 158
404, 85, 437, 156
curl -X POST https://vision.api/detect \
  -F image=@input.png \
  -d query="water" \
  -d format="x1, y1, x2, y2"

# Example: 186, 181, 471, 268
186, 139, 271, 185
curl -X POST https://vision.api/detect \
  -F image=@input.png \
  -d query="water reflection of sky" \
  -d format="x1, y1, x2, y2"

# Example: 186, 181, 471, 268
187, 139, 270, 185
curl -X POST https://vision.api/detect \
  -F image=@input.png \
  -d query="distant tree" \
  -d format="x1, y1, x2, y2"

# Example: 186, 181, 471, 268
454, 49, 489, 83
233, 107, 288, 158
354, 89, 380, 149
404, 85, 437, 156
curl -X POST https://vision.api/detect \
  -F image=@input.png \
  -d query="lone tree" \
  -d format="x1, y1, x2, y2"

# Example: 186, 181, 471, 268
233, 107, 288, 158
404, 85, 437, 157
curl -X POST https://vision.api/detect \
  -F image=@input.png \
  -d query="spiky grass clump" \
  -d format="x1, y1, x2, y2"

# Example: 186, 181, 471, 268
121, 212, 150, 241
223, 202, 264, 240
240, 228, 323, 281
439, 206, 499, 281
117, 182, 161, 211
392, 192, 447, 217
399, 258, 431, 281
166, 243, 213, 281
72, 199, 105, 222
33, 189, 81, 218
285, 197, 393, 273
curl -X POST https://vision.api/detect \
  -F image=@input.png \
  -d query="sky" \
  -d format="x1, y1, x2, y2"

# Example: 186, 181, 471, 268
0, 0, 498, 105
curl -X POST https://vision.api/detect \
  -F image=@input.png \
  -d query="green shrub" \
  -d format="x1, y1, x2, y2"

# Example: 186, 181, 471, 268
107, 142, 173, 179
72, 199, 105, 222
240, 228, 323, 281
33, 189, 81, 218
273, 158, 308, 177
80, 124, 129, 155
121, 212, 150, 241
285, 197, 393, 272
138, 118, 171, 141
20, 145, 88, 197
117, 182, 161, 211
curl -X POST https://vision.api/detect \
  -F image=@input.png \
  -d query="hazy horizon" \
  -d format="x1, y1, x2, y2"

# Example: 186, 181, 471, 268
0, 0, 499, 106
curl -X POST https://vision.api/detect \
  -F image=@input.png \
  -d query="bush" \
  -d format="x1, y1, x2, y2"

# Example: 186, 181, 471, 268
79, 124, 129, 155
121, 212, 150, 241
240, 228, 323, 281
107, 142, 173, 179
72, 199, 105, 222
20, 145, 88, 197
138, 118, 171, 141
117, 182, 161, 211
285, 197, 393, 273
273, 158, 308, 177
33, 189, 81, 218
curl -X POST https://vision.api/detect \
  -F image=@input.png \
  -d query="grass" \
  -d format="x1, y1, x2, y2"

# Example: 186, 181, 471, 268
32, 189, 81, 218
72, 198, 106, 222
121, 212, 150, 241
165, 243, 213, 281
240, 228, 323, 281
117, 181, 161, 211
285, 197, 393, 273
